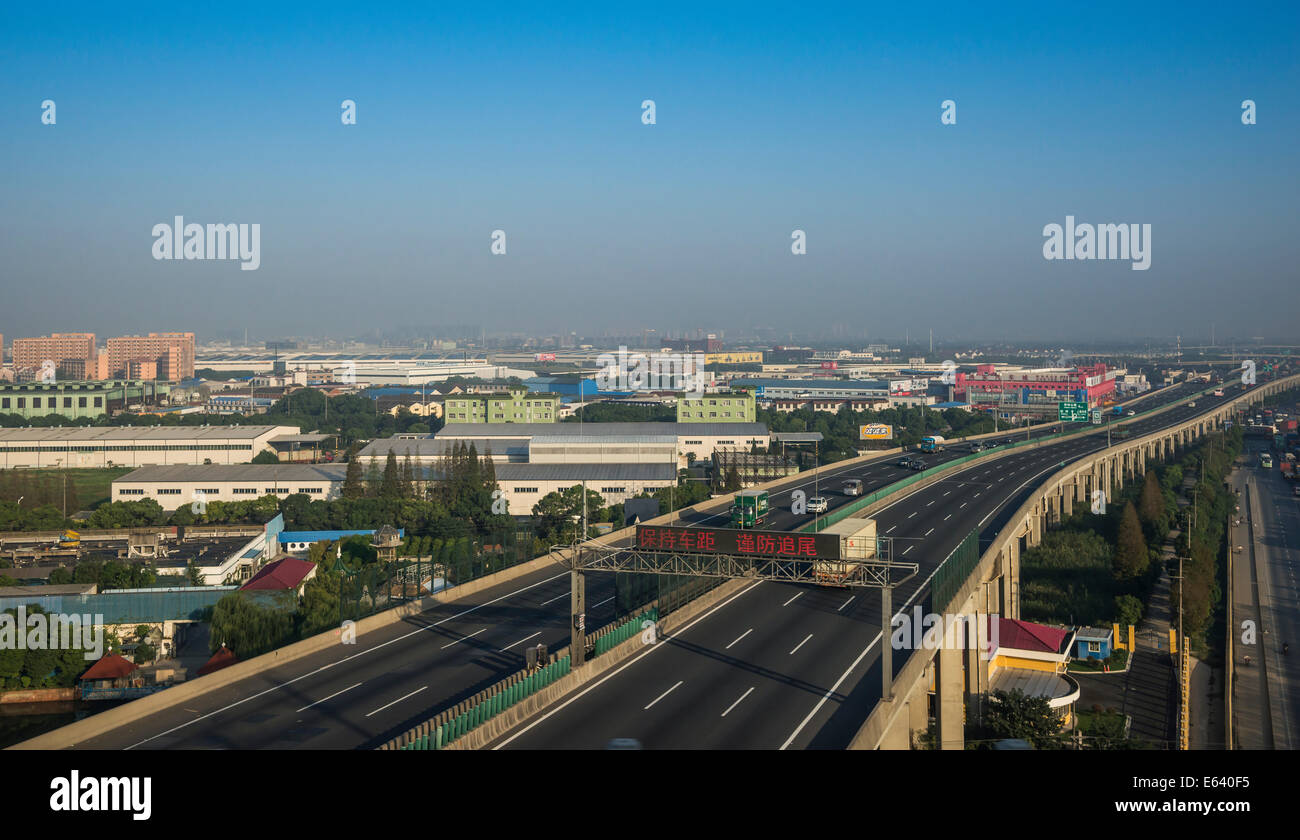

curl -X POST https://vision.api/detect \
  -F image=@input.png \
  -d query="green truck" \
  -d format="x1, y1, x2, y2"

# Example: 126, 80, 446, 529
731, 489, 770, 528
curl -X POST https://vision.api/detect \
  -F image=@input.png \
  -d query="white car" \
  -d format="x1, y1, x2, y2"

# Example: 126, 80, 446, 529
807, 496, 829, 514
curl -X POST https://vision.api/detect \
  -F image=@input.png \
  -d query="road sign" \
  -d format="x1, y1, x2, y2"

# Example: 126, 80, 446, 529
1091, 408, 1104, 425
1058, 401, 1089, 422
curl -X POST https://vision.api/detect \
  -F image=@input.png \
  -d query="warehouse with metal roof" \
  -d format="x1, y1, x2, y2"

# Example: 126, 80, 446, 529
0, 424, 302, 468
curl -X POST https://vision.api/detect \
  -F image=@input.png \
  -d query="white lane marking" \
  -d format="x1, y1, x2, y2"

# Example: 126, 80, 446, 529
366, 685, 427, 718
645, 680, 684, 710
926, 500, 935, 507
783, 592, 803, 607
591, 596, 614, 608
124, 569, 571, 749
943, 514, 951, 521
925, 528, 934, 536
903, 545, 914, 555
789, 634, 814, 655
296, 682, 362, 713
886, 525, 897, 533
838, 596, 856, 612
441, 628, 486, 649
541, 591, 569, 606
494, 581, 763, 748
722, 687, 756, 717
942, 491, 951, 496
960, 502, 967, 508
907, 512, 917, 518
502, 632, 542, 651
726, 628, 753, 649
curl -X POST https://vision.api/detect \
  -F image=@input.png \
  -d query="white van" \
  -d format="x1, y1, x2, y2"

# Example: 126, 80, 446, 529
842, 479, 864, 496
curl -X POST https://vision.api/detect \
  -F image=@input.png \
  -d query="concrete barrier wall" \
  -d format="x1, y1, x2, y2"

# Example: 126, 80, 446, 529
0, 688, 77, 704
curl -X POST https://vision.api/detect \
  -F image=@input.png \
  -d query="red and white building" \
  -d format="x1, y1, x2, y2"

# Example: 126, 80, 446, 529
957, 363, 1118, 418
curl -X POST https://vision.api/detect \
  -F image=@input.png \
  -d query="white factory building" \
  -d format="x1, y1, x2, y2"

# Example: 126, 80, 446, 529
422, 422, 771, 466
0, 425, 302, 469
110, 462, 676, 516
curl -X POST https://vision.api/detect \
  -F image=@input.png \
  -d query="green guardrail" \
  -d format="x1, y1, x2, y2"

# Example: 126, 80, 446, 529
595, 607, 660, 656
401, 654, 573, 750
930, 530, 980, 613
398, 606, 659, 750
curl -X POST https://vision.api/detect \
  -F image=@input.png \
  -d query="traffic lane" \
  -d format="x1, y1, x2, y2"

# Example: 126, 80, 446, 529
499, 451, 1054, 749
1253, 466, 1300, 748
180, 574, 624, 749
492, 579, 771, 749
72, 563, 596, 749
538, 422, 1146, 749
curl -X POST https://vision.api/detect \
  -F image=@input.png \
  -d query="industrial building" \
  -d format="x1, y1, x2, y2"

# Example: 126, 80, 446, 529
443, 387, 561, 423
433, 421, 771, 464
957, 363, 1118, 417
728, 378, 927, 401
0, 380, 169, 421
676, 391, 756, 423
109, 461, 677, 516
0, 424, 302, 469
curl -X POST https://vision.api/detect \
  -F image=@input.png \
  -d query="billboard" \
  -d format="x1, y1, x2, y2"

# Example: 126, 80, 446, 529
820, 361, 838, 370
860, 424, 893, 440
636, 524, 842, 559
534, 352, 557, 362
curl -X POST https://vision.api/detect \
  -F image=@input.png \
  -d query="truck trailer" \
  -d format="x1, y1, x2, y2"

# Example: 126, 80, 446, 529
812, 518, 879, 587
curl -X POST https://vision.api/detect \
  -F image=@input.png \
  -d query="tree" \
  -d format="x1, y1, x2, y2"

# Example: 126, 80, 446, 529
380, 451, 401, 498
252, 449, 281, 464
1114, 594, 1143, 628
342, 445, 365, 499
983, 688, 1064, 748
1113, 501, 1149, 580
1137, 470, 1166, 538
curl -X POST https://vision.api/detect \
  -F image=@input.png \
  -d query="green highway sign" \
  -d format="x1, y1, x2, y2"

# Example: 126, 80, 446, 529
1058, 400, 1089, 422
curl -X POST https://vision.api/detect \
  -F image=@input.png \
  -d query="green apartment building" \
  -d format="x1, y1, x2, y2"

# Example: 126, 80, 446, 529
0, 380, 170, 421
676, 391, 756, 423
443, 387, 561, 423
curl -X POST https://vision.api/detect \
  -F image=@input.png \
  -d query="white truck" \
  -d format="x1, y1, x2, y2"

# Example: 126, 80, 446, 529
812, 518, 878, 587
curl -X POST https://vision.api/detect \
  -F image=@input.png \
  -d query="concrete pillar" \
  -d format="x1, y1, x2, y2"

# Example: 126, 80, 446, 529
935, 641, 964, 750
1063, 486, 1074, 517
1029, 507, 1042, 547
909, 679, 930, 745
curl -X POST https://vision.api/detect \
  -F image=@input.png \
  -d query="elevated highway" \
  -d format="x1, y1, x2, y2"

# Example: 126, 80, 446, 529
487, 375, 1297, 749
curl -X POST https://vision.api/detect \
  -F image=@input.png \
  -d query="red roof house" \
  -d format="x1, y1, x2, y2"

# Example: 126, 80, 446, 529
996, 618, 1071, 656
80, 654, 139, 683
240, 556, 317, 594
196, 644, 239, 677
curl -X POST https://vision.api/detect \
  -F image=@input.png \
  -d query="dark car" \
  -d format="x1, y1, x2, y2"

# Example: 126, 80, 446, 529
970, 442, 986, 452
909, 459, 927, 470
897, 457, 913, 468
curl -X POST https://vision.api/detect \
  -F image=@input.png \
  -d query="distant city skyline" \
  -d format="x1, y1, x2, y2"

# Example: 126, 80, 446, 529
2, 3, 1296, 341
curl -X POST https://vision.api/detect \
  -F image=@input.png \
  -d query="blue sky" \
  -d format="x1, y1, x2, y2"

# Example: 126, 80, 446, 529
2, 1, 1296, 344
